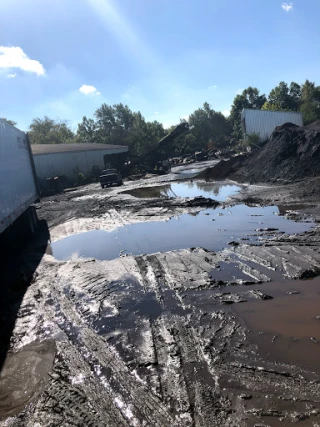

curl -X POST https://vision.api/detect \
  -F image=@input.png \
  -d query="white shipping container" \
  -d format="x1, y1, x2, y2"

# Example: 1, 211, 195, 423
241, 109, 303, 141
0, 120, 39, 234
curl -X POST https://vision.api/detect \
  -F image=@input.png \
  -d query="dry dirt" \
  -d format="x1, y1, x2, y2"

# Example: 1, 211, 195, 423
1, 162, 320, 426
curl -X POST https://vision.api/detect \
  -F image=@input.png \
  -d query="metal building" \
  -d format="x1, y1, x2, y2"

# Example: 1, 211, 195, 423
241, 109, 303, 141
31, 143, 128, 185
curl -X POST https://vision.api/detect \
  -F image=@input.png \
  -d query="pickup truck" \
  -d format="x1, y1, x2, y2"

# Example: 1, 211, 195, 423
99, 168, 123, 188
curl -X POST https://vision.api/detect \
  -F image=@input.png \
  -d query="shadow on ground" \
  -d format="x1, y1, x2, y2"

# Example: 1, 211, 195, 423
0, 217, 50, 371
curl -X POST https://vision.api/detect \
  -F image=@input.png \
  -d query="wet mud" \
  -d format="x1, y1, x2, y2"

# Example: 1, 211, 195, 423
3, 162, 320, 426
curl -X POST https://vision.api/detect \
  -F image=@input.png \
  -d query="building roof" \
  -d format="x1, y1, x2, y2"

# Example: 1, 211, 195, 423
31, 143, 128, 155
242, 108, 302, 115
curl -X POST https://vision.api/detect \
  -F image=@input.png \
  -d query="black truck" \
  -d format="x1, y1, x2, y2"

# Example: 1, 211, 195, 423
99, 168, 123, 188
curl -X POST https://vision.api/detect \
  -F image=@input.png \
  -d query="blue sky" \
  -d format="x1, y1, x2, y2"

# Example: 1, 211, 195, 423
0, 0, 319, 131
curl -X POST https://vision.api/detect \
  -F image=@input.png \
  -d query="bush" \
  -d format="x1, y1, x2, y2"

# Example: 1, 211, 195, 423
77, 172, 87, 185
89, 165, 102, 182
246, 132, 261, 148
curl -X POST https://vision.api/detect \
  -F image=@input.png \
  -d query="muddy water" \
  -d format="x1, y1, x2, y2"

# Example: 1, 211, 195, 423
0, 340, 56, 419
233, 277, 320, 372
51, 204, 313, 261
123, 181, 241, 201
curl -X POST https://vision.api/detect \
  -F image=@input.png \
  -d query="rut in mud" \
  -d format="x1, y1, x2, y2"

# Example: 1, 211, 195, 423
2, 174, 320, 426
4, 225, 320, 426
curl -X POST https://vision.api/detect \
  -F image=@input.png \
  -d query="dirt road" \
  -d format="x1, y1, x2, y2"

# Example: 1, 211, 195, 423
1, 162, 320, 426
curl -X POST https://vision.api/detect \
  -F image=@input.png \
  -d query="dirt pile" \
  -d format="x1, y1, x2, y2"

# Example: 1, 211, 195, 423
231, 121, 320, 183
198, 121, 320, 184
196, 154, 248, 180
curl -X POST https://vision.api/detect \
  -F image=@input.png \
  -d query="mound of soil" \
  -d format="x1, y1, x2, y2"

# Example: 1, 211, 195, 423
231, 121, 320, 183
200, 121, 320, 184
197, 154, 248, 180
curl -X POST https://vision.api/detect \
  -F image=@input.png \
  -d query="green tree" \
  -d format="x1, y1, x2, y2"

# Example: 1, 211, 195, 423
77, 116, 98, 143
289, 82, 301, 110
229, 87, 266, 140
29, 116, 75, 144
301, 80, 318, 103
262, 81, 301, 112
267, 81, 291, 110
1, 117, 17, 126
188, 102, 232, 151
300, 80, 320, 124
261, 102, 279, 111
77, 104, 166, 156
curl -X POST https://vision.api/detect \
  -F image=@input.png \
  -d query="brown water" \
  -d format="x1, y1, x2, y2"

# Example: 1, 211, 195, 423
233, 277, 320, 373
0, 340, 56, 419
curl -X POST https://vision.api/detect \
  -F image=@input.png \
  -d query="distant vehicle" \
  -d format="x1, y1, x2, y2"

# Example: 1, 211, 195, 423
99, 168, 123, 188
157, 160, 171, 174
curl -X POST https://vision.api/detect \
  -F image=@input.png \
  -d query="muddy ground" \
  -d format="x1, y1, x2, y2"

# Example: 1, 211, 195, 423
1, 161, 320, 426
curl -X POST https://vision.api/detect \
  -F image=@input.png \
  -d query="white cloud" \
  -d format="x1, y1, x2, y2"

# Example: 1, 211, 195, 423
282, 2, 293, 12
79, 84, 100, 95
236, 89, 244, 95
208, 85, 217, 91
0, 46, 45, 76
154, 111, 159, 115
222, 110, 230, 117
7, 73, 16, 78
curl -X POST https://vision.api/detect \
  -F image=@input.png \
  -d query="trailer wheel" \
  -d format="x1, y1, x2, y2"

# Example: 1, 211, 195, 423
21, 206, 38, 238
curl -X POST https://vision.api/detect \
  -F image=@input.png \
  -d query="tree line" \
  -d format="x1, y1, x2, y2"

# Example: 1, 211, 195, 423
2, 78, 320, 156
229, 79, 320, 140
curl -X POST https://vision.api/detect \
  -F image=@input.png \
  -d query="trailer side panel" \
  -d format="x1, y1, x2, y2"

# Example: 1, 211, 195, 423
0, 120, 38, 234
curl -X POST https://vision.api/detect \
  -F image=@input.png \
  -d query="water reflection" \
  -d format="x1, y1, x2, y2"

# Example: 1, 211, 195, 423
51, 204, 314, 261
123, 181, 241, 202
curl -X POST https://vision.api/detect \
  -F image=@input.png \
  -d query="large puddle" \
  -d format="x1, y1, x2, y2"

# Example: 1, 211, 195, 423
232, 277, 320, 373
122, 181, 241, 201
51, 204, 313, 261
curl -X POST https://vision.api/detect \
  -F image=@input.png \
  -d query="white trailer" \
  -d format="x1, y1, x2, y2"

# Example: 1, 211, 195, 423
0, 120, 39, 236
241, 109, 303, 142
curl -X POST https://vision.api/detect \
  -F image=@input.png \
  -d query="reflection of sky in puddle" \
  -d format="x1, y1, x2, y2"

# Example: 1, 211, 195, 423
51, 204, 314, 261
124, 182, 241, 201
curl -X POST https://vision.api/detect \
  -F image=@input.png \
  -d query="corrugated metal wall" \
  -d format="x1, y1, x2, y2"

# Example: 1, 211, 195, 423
0, 120, 38, 233
33, 148, 127, 182
241, 109, 303, 141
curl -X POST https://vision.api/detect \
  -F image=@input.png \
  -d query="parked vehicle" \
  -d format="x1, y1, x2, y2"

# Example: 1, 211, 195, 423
99, 168, 123, 188
0, 119, 39, 239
